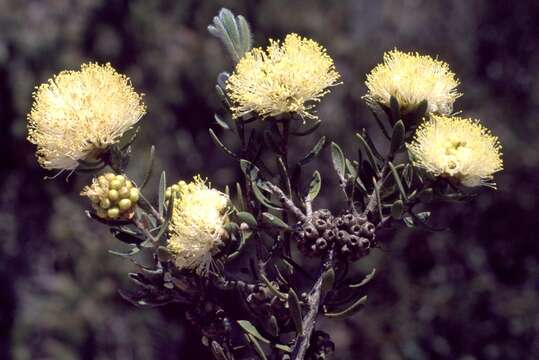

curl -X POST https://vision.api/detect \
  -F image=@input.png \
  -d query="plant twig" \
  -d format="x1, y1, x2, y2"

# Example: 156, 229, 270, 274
267, 182, 306, 222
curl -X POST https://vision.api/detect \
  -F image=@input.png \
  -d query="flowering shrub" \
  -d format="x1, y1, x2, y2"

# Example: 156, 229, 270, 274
26, 8, 503, 360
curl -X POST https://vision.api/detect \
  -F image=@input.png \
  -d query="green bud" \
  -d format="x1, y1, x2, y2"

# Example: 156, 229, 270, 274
129, 188, 140, 203
109, 179, 122, 190
96, 209, 107, 218
165, 188, 172, 200
118, 198, 132, 211
171, 184, 180, 192
107, 207, 120, 219
125, 180, 133, 189
115, 175, 126, 185
105, 173, 115, 181
118, 186, 130, 199
99, 198, 111, 209
108, 189, 119, 201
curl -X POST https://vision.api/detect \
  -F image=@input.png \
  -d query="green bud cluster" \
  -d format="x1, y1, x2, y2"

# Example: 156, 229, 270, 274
83, 172, 140, 220
164, 180, 186, 201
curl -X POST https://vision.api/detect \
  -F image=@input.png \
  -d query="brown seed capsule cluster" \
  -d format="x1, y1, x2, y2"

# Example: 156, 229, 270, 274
295, 209, 335, 257
333, 211, 376, 261
295, 209, 375, 261
245, 283, 289, 322
306, 330, 335, 360
81, 172, 140, 220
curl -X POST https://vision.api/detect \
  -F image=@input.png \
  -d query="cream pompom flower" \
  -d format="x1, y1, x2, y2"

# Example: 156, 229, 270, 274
226, 33, 341, 120
407, 115, 503, 187
167, 176, 229, 273
365, 49, 460, 115
27, 63, 146, 170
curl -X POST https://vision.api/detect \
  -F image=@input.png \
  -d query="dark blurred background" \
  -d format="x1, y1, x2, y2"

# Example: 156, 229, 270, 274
1, 1, 538, 359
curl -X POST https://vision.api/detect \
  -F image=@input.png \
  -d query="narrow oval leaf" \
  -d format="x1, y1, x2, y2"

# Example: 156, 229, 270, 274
158, 171, 166, 217
324, 295, 368, 319
262, 212, 289, 230
248, 335, 268, 360
237, 320, 270, 344
260, 274, 288, 300
298, 136, 326, 166
349, 268, 376, 288
211, 341, 228, 360
307, 171, 322, 201
390, 120, 405, 155
330, 142, 345, 178
209, 128, 238, 159
389, 161, 408, 201
320, 268, 335, 299
236, 211, 257, 227
287, 289, 303, 335
214, 114, 230, 130
356, 133, 379, 174
268, 315, 279, 337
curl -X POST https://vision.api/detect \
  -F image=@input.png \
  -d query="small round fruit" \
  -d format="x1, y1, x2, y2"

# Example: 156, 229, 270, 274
109, 179, 122, 190
125, 180, 133, 189
107, 207, 120, 219
105, 173, 116, 181
118, 198, 132, 211
115, 175, 126, 185
129, 188, 140, 203
118, 187, 130, 198
108, 189, 119, 201
99, 198, 111, 209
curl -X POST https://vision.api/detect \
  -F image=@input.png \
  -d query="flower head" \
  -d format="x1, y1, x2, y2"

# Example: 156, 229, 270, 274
167, 176, 229, 273
226, 33, 341, 120
407, 115, 503, 187
365, 49, 460, 115
27, 63, 146, 170
80, 172, 140, 220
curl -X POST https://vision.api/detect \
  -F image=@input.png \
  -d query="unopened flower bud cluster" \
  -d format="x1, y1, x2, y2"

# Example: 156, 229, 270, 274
81, 173, 140, 220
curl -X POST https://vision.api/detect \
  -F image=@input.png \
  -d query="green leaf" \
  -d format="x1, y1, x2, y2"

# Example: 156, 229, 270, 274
324, 295, 368, 319
390, 120, 405, 155
348, 268, 376, 288
262, 212, 289, 230
298, 136, 326, 166
356, 133, 379, 174
209, 128, 238, 159
210, 341, 228, 360
214, 114, 230, 130
306, 171, 322, 201
140, 145, 155, 190
108, 246, 140, 258
158, 171, 166, 217
320, 268, 335, 299
391, 200, 404, 219
288, 289, 303, 335
247, 335, 268, 360
237, 320, 270, 344
260, 274, 288, 300
208, 8, 252, 62
236, 211, 257, 227
345, 159, 358, 179
330, 142, 345, 178
267, 315, 279, 338
388, 161, 408, 201
236, 182, 245, 210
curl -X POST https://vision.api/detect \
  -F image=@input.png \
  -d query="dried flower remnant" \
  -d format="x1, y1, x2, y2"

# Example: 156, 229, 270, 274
407, 115, 503, 187
27, 63, 146, 170
81, 173, 140, 220
365, 49, 461, 115
166, 176, 229, 273
226, 33, 341, 120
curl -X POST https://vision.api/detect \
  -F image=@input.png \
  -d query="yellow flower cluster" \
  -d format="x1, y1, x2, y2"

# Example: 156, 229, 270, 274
365, 50, 461, 115
167, 176, 229, 273
226, 33, 341, 120
407, 115, 503, 187
80, 173, 140, 220
27, 63, 146, 170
